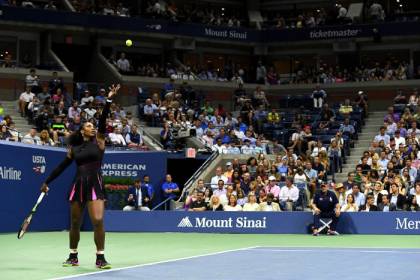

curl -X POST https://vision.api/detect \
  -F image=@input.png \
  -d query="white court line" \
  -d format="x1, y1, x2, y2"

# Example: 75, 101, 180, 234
51, 246, 258, 280
249, 248, 420, 254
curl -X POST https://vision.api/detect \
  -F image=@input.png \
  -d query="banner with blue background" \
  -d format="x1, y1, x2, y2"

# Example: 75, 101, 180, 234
0, 142, 166, 232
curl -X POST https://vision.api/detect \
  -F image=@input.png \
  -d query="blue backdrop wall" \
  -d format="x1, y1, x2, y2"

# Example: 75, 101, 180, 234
0, 142, 167, 232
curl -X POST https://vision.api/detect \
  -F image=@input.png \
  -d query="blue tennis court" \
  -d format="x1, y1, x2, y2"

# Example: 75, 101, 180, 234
57, 246, 420, 280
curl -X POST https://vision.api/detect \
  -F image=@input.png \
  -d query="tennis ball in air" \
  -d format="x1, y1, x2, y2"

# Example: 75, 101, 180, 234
125, 39, 133, 47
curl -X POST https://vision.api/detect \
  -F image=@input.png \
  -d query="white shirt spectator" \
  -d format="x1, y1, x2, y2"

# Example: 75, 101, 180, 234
109, 132, 127, 146
81, 95, 94, 106
394, 135, 406, 147
407, 128, 420, 137
374, 133, 390, 145
25, 74, 39, 87
210, 175, 228, 190
20, 91, 35, 103
125, 133, 143, 145
117, 57, 130, 72
22, 133, 41, 145
224, 204, 242, 211
84, 107, 97, 119
279, 185, 299, 202
241, 144, 254, 155
212, 144, 227, 154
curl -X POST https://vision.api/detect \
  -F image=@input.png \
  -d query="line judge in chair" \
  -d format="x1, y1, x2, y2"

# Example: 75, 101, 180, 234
311, 183, 340, 236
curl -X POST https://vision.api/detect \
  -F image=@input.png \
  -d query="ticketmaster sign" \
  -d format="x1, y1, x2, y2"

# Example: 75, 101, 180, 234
104, 211, 420, 235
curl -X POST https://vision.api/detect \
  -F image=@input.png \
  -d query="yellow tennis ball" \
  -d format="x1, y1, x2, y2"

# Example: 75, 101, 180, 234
125, 39, 132, 47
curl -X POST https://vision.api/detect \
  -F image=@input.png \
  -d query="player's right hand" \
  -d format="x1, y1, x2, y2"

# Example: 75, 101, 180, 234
40, 183, 49, 193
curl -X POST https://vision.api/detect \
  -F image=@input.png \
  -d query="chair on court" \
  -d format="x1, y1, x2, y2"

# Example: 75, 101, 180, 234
318, 218, 332, 234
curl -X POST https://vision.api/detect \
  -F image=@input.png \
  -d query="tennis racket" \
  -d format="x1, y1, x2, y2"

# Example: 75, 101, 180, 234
17, 192, 46, 239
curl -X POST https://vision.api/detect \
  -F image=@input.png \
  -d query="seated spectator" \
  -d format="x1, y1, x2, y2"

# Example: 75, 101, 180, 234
333, 183, 346, 207
264, 176, 281, 202
108, 127, 127, 146
19, 86, 35, 117
339, 118, 355, 136
95, 89, 107, 105
210, 166, 228, 190
122, 179, 151, 211
388, 183, 406, 210
341, 194, 358, 212
0, 124, 13, 141
39, 129, 55, 146
242, 192, 260, 211
188, 191, 207, 212
68, 101, 81, 120
207, 195, 224, 211
311, 85, 326, 109
359, 194, 378, 212
345, 184, 365, 208
339, 99, 353, 116
266, 108, 280, 125
377, 195, 396, 212
279, 177, 299, 211
311, 183, 340, 236
22, 127, 40, 145
125, 124, 144, 148
258, 193, 281, 211
80, 90, 94, 107
224, 194, 242, 211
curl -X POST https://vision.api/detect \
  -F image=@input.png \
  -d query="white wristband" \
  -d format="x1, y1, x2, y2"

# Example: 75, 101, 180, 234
106, 99, 112, 103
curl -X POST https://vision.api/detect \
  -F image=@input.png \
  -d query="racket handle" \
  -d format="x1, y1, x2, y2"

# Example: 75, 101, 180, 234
37, 192, 46, 204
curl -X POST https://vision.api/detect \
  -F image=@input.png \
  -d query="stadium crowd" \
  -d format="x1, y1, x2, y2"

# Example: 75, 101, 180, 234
0, 69, 145, 149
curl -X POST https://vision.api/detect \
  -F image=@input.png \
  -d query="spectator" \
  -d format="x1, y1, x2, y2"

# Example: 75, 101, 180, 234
242, 192, 260, 211
264, 176, 281, 202
25, 68, 40, 91
341, 194, 358, 212
279, 177, 299, 211
188, 191, 207, 212
359, 194, 378, 212
311, 85, 326, 109
377, 195, 396, 212
207, 195, 224, 211
108, 127, 127, 146
224, 194, 242, 211
80, 90, 94, 107
122, 179, 151, 211
117, 52, 130, 73
374, 126, 390, 146
311, 183, 340, 236
210, 166, 228, 190
125, 124, 143, 147
256, 61, 267, 84
39, 129, 55, 146
19, 86, 35, 117
68, 101, 81, 120
22, 127, 40, 145
258, 193, 281, 211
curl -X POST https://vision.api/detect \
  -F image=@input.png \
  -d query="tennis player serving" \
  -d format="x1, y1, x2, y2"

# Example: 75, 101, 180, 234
40, 84, 120, 269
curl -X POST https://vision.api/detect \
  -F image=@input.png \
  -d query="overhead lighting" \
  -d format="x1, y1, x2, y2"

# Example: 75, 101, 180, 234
316, 9, 320, 12
221, 7, 225, 11
396, 0, 400, 2
399, 4, 403, 7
